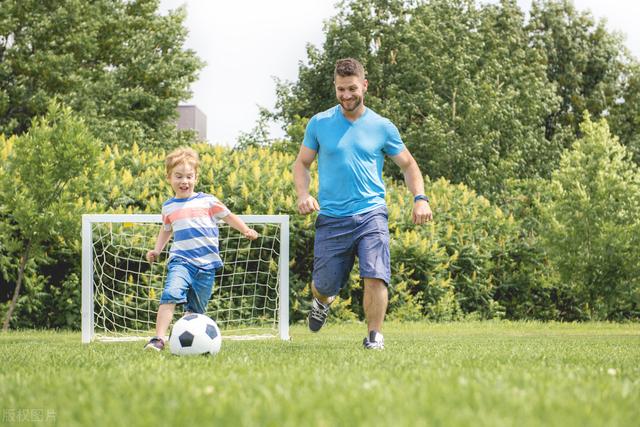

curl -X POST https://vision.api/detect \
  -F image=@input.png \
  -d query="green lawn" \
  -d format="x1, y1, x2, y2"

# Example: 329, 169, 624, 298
1, 322, 638, 427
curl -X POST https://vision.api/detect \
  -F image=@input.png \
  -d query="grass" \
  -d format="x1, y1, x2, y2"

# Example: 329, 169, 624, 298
1, 321, 639, 427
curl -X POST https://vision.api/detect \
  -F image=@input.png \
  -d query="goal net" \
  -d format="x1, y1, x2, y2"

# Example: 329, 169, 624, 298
81, 214, 289, 342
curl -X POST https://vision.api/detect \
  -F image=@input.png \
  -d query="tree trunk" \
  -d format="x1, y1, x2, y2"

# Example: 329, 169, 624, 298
2, 241, 31, 332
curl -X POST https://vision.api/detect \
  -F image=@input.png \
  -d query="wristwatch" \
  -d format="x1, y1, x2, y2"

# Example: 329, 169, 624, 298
414, 194, 430, 203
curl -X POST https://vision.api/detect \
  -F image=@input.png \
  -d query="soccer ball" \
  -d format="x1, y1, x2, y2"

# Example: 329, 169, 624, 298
169, 313, 222, 356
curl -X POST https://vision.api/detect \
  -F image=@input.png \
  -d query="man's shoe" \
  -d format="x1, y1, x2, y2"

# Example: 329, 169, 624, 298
144, 336, 165, 351
308, 297, 331, 332
363, 331, 384, 350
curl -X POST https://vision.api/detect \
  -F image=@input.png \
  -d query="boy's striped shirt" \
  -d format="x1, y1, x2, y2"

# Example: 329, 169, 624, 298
162, 192, 230, 269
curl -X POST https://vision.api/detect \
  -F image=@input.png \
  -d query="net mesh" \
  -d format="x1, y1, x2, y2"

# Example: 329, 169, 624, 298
90, 220, 282, 340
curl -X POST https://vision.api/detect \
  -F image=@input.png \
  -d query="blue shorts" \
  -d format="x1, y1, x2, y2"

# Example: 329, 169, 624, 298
159, 257, 216, 314
312, 205, 391, 296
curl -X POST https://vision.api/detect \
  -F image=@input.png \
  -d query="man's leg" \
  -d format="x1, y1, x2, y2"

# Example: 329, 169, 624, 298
308, 281, 336, 332
356, 207, 390, 349
363, 278, 387, 333
309, 214, 355, 332
311, 281, 335, 305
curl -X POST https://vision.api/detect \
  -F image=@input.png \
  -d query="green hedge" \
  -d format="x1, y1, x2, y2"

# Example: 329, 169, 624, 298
1, 139, 570, 328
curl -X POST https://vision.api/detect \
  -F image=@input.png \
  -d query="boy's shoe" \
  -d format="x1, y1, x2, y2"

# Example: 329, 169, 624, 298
144, 336, 165, 351
308, 297, 331, 332
363, 331, 384, 350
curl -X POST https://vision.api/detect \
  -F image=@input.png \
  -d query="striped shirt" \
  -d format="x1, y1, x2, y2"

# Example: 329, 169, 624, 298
162, 192, 230, 270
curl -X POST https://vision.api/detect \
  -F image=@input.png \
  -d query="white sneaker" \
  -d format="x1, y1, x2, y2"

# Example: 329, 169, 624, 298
363, 331, 384, 350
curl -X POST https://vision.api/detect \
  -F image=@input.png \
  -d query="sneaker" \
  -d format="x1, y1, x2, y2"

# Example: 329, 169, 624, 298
144, 336, 165, 351
308, 297, 331, 332
363, 331, 384, 350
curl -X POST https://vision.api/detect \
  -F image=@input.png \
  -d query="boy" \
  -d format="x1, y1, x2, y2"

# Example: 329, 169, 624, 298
144, 147, 258, 351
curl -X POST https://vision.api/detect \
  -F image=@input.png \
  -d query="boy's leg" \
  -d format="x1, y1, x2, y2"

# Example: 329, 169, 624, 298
155, 303, 176, 338
146, 258, 191, 351
185, 267, 216, 314
145, 303, 176, 351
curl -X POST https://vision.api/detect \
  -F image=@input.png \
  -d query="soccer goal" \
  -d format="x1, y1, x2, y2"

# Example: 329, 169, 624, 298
81, 214, 289, 343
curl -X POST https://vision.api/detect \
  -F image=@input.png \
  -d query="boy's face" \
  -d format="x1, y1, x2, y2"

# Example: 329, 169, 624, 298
168, 162, 197, 199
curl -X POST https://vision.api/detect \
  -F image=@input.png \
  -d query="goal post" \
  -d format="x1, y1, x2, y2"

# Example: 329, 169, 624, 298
81, 214, 289, 343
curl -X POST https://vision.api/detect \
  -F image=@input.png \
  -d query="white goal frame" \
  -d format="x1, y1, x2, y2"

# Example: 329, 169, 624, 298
81, 214, 289, 343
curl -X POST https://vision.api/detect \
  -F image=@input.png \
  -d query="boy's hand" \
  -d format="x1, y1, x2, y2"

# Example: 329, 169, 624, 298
243, 228, 259, 240
146, 250, 160, 264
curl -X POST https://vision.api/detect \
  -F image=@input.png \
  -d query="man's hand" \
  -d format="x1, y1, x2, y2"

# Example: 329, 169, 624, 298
297, 194, 320, 215
146, 250, 160, 264
243, 228, 259, 240
412, 200, 433, 225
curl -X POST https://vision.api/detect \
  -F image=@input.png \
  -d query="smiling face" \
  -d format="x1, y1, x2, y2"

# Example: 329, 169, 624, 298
334, 74, 368, 118
168, 161, 197, 199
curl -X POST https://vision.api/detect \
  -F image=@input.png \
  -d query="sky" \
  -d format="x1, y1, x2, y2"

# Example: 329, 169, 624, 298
159, 0, 640, 147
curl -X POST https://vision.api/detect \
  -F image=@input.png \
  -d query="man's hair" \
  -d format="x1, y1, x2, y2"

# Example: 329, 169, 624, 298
165, 147, 199, 176
334, 58, 366, 79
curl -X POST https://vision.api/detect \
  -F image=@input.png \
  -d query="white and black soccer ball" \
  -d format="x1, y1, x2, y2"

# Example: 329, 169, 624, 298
169, 313, 222, 356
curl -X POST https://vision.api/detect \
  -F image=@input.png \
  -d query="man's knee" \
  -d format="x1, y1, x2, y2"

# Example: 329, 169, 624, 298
363, 277, 387, 290
311, 281, 334, 300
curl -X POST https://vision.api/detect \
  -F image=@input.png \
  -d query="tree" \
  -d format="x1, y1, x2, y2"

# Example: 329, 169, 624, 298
527, 0, 636, 149
274, 0, 560, 197
1, 102, 101, 330
609, 63, 640, 164
540, 115, 640, 320
0, 0, 203, 149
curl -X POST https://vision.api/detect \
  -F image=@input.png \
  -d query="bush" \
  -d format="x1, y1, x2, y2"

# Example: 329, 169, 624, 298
7, 139, 632, 328
385, 177, 559, 321
539, 115, 640, 320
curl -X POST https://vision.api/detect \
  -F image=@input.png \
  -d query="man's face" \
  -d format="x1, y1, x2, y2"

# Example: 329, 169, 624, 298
334, 75, 368, 112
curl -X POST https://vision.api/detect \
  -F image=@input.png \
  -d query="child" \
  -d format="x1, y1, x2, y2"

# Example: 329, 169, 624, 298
144, 147, 258, 351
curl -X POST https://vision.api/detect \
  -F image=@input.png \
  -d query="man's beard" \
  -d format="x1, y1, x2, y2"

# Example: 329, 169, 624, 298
340, 97, 362, 112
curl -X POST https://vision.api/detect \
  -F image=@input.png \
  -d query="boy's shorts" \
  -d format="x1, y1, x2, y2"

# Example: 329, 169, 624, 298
312, 205, 390, 296
159, 257, 216, 314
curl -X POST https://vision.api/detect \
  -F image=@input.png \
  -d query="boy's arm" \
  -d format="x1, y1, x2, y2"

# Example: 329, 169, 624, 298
222, 213, 259, 240
146, 227, 172, 263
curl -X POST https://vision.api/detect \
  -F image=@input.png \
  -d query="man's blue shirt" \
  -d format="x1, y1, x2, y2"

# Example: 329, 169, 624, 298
303, 105, 406, 217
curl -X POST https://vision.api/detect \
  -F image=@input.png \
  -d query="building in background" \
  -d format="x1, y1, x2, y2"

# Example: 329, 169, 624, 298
176, 105, 207, 141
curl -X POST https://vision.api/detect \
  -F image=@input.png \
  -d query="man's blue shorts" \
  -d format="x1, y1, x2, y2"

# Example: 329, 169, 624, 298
159, 257, 216, 314
312, 205, 390, 296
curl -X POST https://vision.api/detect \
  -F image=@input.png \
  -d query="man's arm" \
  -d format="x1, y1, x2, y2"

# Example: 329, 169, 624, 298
390, 149, 433, 225
292, 145, 320, 215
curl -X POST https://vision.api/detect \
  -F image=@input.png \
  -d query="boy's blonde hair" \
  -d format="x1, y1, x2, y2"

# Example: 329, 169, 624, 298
165, 147, 199, 177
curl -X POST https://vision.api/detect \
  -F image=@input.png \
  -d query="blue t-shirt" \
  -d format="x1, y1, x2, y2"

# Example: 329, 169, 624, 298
302, 105, 406, 217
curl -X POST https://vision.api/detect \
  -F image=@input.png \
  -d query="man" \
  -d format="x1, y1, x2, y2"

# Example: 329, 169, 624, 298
293, 58, 432, 350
